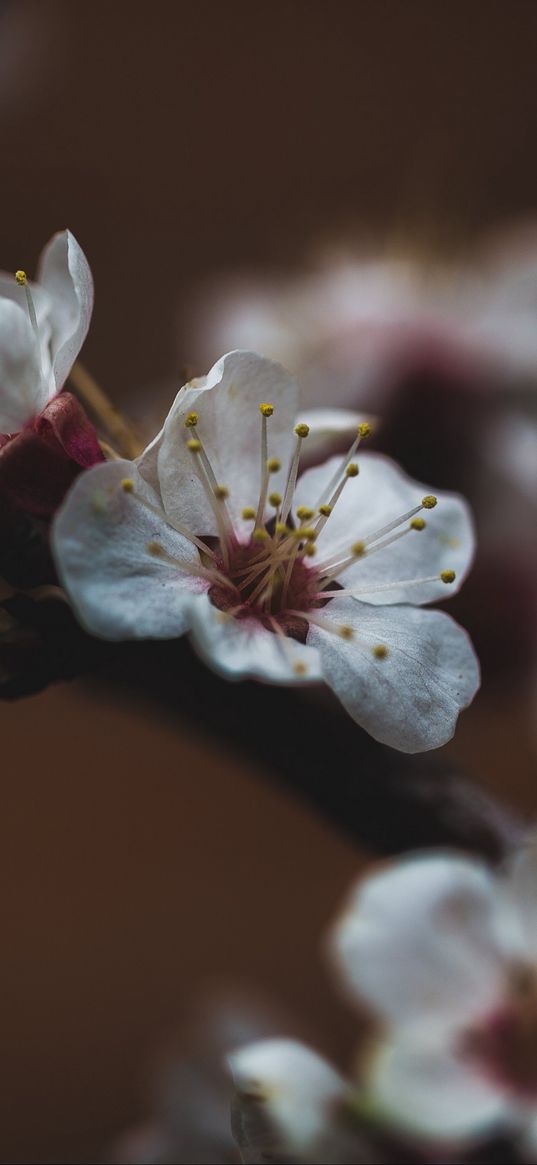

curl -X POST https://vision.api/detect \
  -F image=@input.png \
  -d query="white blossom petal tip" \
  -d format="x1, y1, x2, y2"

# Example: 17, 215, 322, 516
228, 1038, 346, 1152
37, 228, 94, 392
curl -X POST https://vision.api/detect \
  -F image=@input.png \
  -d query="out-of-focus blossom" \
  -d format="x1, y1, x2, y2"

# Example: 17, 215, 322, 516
187, 231, 537, 411
0, 229, 102, 516
329, 842, 537, 1156
52, 350, 479, 752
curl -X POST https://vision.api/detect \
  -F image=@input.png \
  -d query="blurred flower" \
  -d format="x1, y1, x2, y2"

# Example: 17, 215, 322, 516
0, 229, 102, 516
187, 231, 537, 411
329, 842, 537, 1156
52, 350, 478, 752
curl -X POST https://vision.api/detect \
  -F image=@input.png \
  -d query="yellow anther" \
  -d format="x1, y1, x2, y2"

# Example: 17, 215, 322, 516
269, 492, 282, 507
303, 542, 316, 556
267, 457, 281, 473
15, 269, 27, 285
296, 505, 314, 520
441, 569, 456, 584
187, 438, 202, 453
338, 625, 354, 640
422, 495, 437, 509
410, 517, 426, 531
351, 540, 366, 557
259, 402, 274, 417
253, 527, 269, 542
294, 422, 310, 438
294, 526, 316, 542
242, 507, 256, 520
346, 462, 359, 478
184, 412, 198, 428
214, 484, 229, 500
275, 521, 290, 535
293, 661, 308, 676
319, 504, 332, 517
121, 477, 134, 492
358, 421, 372, 438
373, 644, 389, 660
147, 540, 163, 556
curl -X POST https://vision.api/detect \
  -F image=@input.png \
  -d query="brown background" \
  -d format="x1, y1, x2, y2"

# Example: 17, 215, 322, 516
1, 3, 537, 1161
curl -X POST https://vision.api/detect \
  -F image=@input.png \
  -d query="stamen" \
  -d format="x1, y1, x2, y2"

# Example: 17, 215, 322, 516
316, 522, 424, 589
290, 610, 355, 639
145, 540, 234, 589
119, 478, 217, 559
186, 431, 234, 563
312, 463, 359, 539
280, 423, 310, 526
268, 616, 309, 676
315, 423, 370, 507
372, 644, 388, 659
319, 571, 457, 598
254, 404, 275, 527
15, 269, 42, 364
242, 507, 256, 520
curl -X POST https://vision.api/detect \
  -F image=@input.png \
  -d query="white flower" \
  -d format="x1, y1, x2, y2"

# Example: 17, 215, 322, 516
328, 843, 537, 1153
0, 229, 93, 435
52, 350, 479, 752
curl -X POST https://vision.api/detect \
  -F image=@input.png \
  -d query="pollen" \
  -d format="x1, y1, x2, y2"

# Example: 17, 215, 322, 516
346, 462, 359, 478
184, 412, 198, 428
214, 484, 229, 500
267, 457, 281, 473
253, 527, 269, 542
242, 507, 256, 520
351, 540, 366, 557
121, 477, 134, 492
441, 569, 456, 584
358, 421, 372, 438
319, 504, 332, 517
294, 526, 316, 542
296, 506, 314, 520
303, 543, 316, 556
259, 402, 274, 417
269, 492, 282, 507
373, 644, 389, 659
293, 661, 308, 676
147, 540, 163, 556
15, 269, 27, 285
338, 625, 354, 640
422, 495, 437, 509
187, 438, 202, 453
275, 521, 290, 535
410, 517, 426, 531
295, 422, 310, 438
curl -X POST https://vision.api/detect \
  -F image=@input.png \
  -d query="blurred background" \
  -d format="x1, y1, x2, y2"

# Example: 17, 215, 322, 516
1, 2, 537, 1161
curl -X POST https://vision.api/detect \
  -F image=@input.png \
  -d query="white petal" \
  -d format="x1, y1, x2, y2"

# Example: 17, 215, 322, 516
328, 854, 505, 1030
368, 1037, 510, 1142
153, 351, 300, 538
295, 452, 475, 605
309, 598, 480, 751
37, 229, 94, 391
0, 299, 46, 431
187, 592, 322, 684
228, 1038, 346, 1155
52, 459, 202, 641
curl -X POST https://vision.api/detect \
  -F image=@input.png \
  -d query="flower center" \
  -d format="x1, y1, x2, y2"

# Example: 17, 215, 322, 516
463, 964, 537, 1099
